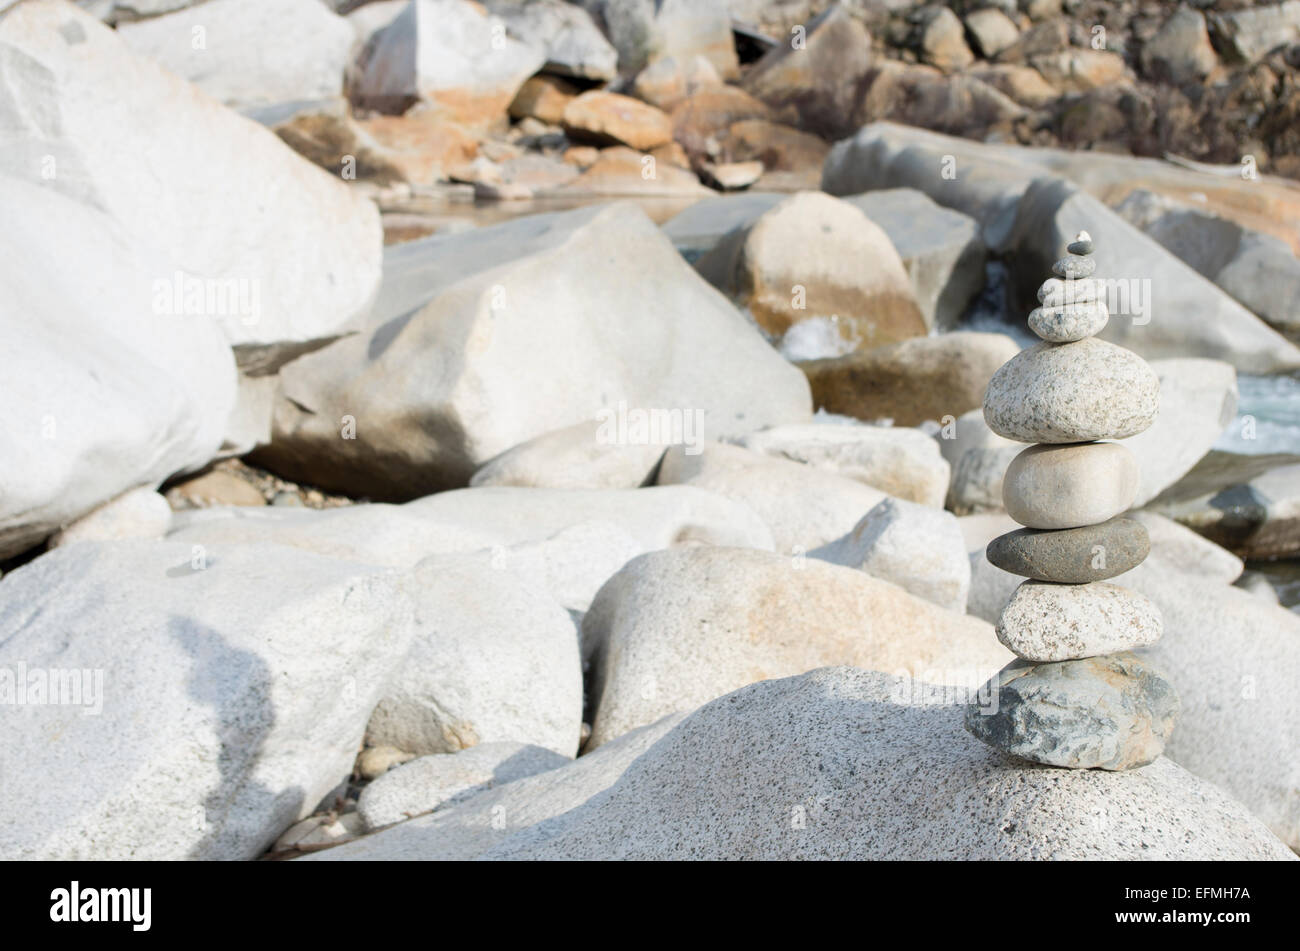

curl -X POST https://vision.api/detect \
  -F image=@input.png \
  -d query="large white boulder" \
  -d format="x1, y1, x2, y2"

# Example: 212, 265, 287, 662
485, 668, 1294, 859
255, 203, 811, 499
0, 540, 414, 860
117, 0, 354, 111
581, 547, 1013, 748
0, 0, 383, 375
572, 0, 737, 79
814, 497, 970, 613
0, 177, 236, 559
736, 421, 950, 507
367, 558, 583, 758
485, 0, 616, 81
351, 0, 544, 125
657, 442, 886, 553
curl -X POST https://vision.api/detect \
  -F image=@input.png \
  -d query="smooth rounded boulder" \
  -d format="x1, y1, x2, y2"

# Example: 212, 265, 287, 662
1002, 441, 1139, 529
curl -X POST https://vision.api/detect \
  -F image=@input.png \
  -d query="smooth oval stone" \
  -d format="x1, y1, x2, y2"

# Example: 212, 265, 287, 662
995, 579, 1163, 662
1053, 255, 1096, 279
964, 652, 1179, 770
983, 338, 1160, 443
1037, 277, 1099, 306
1028, 299, 1109, 343
1002, 441, 1138, 530
1067, 237, 1094, 255
986, 517, 1149, 582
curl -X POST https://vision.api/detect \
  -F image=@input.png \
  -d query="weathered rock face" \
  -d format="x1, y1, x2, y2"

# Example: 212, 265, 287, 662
351, 0, 544, 124
470, 419, 665, 490
253, 203, 810, 500
736, 421, 949, 508
741, 4, 873, 140
1141, 7, 1218, 85
484, 669, 1293, 860
0, 0, 383, 376
0, 178, 236, 560
1210, 1, 1300, 64
694, 191, 926, 354
366, 558, 583, 758
801, 332, 1020, 427
117, 0, 354, 111
814, 497, 971, 613
965, 653, 1180, 770
1004, 178, 1300, 374
582, 547, 1013, 749
1115, 189, 1300, 342
562, 90, 672, 150
656, 442, 887, 554
485, 0, 617, 81
1154, 462, 1300, 561
842, 189, 987, 332
0, 541, 414, 860
574, 0, 737, 79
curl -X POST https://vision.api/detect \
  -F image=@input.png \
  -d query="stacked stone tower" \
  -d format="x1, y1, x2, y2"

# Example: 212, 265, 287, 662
965, 232, 1180, 771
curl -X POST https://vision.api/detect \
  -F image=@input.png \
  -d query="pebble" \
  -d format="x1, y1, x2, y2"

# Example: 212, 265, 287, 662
983, 338, 1160, 443
986, 517, 1150, 582
1067, 232, 1094, 255
1052, 255, 1096, 279
1002, 441, 1139, 530
964, 652, 1179, 770
1037, 277, 1100, 306
1028, 299, 1109, 343
995, 579, 1164, 662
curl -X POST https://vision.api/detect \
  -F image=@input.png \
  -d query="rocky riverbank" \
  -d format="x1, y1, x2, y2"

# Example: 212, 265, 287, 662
1, 0, 1298, 860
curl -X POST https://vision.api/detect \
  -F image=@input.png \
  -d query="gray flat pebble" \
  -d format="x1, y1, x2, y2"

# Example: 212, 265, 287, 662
1028, 299, 1109, 343
986, 517, 1150, 582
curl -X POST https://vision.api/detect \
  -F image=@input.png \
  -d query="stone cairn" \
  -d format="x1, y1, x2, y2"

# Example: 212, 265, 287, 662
964, 231, 1180, 771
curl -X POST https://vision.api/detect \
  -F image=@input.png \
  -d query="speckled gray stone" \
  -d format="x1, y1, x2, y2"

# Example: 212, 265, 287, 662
965, 652, 1179, 770
983, 338, 1161, 443
1028, 299, 1109, 343
1053, 254, 1096, 279
470, 668, 1290, 859
1002, 441, 1139, 530
986, 517, 1150, 582
1067, 236, 1094, 255
1037, 277, 1100, 306
995, 579, 1163, 661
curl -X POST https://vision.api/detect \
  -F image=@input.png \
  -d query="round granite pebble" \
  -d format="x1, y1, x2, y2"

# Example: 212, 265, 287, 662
1052, 255, 1096, 279
1028, 299, 1109, 343
995, 579, 1163, 662
964, 652, 1179, 770
1002, 441, 1138, 529
986, 517, 1150, 582
1037, 277, 1100, 306
983, 338, 1160, 443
